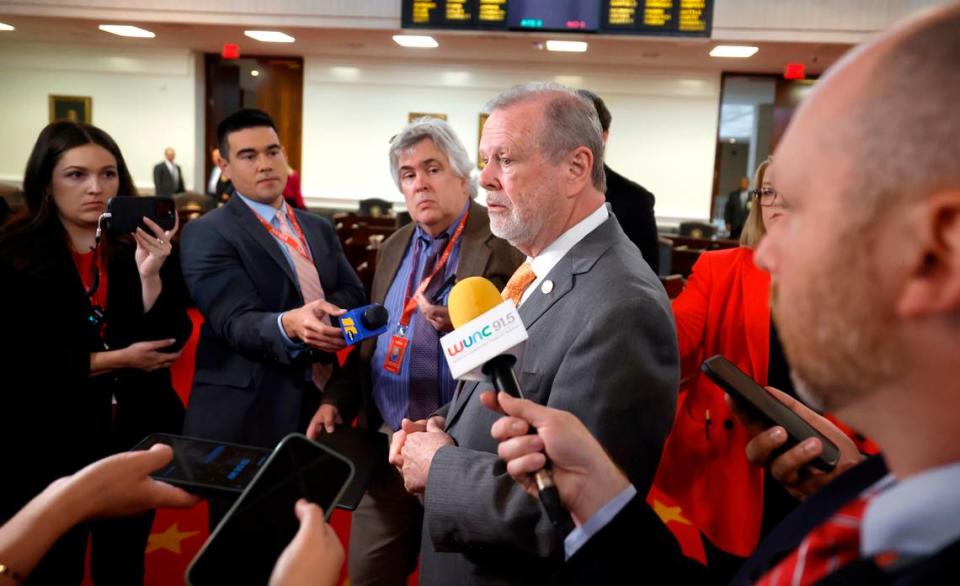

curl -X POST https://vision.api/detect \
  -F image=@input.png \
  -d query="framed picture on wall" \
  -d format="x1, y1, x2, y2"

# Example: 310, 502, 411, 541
477, 112, 489, 169
49, 95, 92, 124
408, 112, 447, 122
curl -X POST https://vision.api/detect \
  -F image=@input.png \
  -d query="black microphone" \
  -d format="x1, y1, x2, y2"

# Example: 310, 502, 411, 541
446, 277, 573, 532
481, 355, 570, 532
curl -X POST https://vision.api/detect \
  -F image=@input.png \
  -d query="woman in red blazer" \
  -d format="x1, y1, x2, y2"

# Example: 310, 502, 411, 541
654, 158, 785, 564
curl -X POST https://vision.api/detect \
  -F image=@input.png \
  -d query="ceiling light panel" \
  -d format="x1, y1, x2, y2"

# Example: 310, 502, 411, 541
393, 35, 439, 48
98, 25, 155, 38
546, 40, 588, 53
709, 45, 759, 58
244, 30, 295, 43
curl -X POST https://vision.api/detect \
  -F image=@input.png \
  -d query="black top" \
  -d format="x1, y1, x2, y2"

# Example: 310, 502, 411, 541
604, 164, 660, 274
0, 221, 192, 521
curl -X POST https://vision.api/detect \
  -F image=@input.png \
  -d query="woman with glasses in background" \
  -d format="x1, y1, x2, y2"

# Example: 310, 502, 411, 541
0, 121, 191, 584
652, 157, 796, 580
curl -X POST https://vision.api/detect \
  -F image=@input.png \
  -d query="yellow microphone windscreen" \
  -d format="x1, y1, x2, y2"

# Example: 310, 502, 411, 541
448, 276, 503, 329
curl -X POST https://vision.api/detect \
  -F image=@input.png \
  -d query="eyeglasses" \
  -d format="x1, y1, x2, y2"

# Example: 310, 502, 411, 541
751, 187, 786, 207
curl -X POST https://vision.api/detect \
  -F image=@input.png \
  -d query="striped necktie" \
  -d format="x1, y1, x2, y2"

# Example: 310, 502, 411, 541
274, 210, 332, 389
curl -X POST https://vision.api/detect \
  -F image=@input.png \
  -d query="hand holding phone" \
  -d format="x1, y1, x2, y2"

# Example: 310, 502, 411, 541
132, 434, 272, 499
186, 434, 354, 586
106, 196, 176, 235
701, 355, 841, 472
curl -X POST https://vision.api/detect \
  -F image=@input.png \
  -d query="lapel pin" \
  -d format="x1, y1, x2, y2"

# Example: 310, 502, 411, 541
541, 280, 554, 294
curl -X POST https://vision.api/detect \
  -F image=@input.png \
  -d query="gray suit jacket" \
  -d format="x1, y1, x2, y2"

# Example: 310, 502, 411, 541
419, 210, 680, 585
345, 201, 524, 428
179, 196, 366, 448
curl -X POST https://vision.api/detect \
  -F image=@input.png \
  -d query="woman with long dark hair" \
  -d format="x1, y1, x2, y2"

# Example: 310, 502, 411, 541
0, 122, 192, 584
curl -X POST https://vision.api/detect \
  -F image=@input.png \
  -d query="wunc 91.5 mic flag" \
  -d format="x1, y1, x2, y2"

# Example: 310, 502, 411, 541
441, 278, 527, 381
339, 304, 389, 346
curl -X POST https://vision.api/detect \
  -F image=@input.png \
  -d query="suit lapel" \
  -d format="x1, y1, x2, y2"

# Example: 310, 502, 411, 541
446, 214, 621, 428
519, 214, 620, 329
372, 224, 414, 304
226, 197, 298, 289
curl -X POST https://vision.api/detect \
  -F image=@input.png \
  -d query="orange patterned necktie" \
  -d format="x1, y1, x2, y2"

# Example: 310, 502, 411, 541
501, 262, 536, 306
273, 211, 332, 390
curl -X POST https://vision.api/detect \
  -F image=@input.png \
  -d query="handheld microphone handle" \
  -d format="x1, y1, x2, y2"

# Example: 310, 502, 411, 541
482, 355, 573, 532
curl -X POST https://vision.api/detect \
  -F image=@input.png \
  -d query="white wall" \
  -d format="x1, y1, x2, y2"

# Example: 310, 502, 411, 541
302, 57, 720, 220
0, 41, 198, 193
0, 41, 720, 220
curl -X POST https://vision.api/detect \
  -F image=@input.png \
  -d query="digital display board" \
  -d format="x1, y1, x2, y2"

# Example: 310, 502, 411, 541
602, 0, 712, 36
401, 0, 712, 36
402, 1, 509, 30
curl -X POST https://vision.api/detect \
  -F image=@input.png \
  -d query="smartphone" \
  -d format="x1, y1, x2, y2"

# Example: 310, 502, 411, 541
185, 433, 354, 586
132, 434, 272, 499
105, 196, 176, 234
700, 355, 840, 472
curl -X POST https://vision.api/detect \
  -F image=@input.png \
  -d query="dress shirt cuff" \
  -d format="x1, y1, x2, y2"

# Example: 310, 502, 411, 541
277, 312, 304, 357
564, 484, 637, 560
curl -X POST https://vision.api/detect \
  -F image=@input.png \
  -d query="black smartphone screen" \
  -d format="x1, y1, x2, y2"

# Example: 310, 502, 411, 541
186, 433, 354, 586
106, 196, 176, 234
700, 354, 840, 472
133, 434, 271, 497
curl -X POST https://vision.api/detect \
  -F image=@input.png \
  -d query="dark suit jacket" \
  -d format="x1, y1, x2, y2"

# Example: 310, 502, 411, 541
342, 201, 523, 428
153, 161, 185, 198
179, 196, 365, 448
604, 164, 659, 273
0, 222, 191, 520
419, 211, 680, 585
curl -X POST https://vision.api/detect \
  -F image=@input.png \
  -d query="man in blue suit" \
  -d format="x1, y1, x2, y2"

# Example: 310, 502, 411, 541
180, 109, 365, 458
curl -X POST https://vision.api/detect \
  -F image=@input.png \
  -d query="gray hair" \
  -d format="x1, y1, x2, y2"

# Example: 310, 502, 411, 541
389, 117, 477, 198
484, 82, 606, 193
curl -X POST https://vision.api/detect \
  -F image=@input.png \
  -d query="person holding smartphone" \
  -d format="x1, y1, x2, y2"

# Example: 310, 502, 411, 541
653, 157, 805, 577
0, 121, 192, 584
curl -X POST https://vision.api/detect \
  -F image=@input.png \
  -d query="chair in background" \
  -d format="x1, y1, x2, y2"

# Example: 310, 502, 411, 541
359, 198, 394, 218
678, 221, 716, 239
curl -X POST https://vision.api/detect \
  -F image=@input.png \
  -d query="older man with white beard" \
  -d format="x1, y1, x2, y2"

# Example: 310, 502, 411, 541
390, 82, 679, 585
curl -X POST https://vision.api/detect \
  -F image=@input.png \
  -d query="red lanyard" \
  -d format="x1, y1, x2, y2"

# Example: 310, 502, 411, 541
398, 211, 469, 330
255, 205, 312, 260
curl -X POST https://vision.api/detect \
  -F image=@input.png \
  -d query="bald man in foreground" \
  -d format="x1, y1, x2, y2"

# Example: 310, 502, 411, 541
489, 4, 960, 584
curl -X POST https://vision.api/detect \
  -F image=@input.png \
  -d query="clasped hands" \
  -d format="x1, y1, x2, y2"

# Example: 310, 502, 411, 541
389, 415, 454, 494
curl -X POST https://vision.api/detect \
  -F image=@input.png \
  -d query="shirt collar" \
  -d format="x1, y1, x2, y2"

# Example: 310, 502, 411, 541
236, 192, 285, 224
528, 203, 609, 282
414, 199, 471, 244
862, 460, 960, 558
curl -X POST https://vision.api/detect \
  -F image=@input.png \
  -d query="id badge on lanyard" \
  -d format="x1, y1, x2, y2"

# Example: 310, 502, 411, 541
381, 211, 468, 374
383, 327, 410, 374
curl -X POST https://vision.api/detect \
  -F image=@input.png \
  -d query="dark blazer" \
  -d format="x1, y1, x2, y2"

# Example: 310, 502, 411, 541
0, 222, 192, 520
344, 201, 524, 429
419, 211, 680, 585
604, 164, 659, 273
179, 196, 365, 448
153, 161, 185, 198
